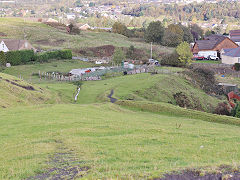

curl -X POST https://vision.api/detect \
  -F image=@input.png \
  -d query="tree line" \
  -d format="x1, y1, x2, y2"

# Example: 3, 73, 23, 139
112, 21, 204, 47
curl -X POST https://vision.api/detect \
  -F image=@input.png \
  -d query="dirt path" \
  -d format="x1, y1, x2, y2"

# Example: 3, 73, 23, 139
108, 89, 117, 103
26, 140, 89, 180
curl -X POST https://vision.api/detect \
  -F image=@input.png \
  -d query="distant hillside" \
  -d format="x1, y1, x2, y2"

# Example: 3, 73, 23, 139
0, 73, 55, 107
0, 18, 173, 56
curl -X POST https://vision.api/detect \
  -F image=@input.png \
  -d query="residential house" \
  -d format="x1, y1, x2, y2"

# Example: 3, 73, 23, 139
76, 23, 91, 31
222, 47, 240, 64
66, 13, 76, 20
0, 39, 35, 53
192, 35, 238, 58
229, 30, 240, 46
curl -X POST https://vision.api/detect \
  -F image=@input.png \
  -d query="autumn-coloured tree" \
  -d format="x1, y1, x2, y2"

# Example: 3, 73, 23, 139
176, 41, 193, 66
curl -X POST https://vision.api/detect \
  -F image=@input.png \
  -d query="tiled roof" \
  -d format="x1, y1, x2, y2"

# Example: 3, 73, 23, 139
230, 30, 240, 36
224, 47, 240, 57
0, 39, 32, 51
195, 35, 226, 50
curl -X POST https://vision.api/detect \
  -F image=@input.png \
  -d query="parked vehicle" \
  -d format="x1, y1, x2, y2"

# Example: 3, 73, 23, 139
149, 59, 159, 65
208, 55, 219, 60
193, 56, 205, 60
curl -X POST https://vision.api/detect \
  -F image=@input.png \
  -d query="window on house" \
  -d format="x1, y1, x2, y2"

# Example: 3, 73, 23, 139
238, 58, 240, 63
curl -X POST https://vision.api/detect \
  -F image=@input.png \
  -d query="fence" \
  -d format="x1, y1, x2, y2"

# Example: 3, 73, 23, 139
37, 65, 176, 82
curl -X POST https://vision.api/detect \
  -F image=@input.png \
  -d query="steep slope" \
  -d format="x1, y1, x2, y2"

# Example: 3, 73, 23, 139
0, 73, 54, 107
77, 73, 223, 112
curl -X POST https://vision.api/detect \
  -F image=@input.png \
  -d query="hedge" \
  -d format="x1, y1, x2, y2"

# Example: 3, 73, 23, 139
35, 50, 72, 63
5, 50, 35, 66
3, 49, 72, 65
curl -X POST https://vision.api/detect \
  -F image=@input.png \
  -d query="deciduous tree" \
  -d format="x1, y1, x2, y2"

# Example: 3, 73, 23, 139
113, 48, 125, 65
144, 21, 164, 44
176, 41, 193, 65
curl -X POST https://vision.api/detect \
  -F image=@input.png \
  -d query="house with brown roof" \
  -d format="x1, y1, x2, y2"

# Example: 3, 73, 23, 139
192, 35, 238, 59
0, 39, 35, 53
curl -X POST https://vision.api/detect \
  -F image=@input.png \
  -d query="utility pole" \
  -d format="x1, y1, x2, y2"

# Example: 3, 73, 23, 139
150, 42, 153, 59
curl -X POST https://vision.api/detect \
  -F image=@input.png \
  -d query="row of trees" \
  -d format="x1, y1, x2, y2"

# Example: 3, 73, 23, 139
112, 21, 204, 47
145, 21, 203, 47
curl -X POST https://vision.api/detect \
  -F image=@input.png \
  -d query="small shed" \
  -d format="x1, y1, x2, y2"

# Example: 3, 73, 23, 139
218, 83, 238, 94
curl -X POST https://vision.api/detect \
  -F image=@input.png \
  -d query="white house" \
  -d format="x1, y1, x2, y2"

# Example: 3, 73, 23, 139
222, 47, 240, 64
0, 41, 9, 52
66, 13, 76, 20
0, 39, 35, 53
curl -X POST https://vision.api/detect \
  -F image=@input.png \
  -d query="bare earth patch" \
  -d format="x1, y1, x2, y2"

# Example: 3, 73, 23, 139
26, 140, 90, 180
156, 166, 240, 180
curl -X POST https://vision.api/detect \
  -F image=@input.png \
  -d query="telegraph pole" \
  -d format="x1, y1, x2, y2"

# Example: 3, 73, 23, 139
150, 42, 153, 59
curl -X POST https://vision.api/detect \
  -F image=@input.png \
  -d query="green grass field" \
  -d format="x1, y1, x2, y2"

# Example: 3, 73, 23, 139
1, 103, 240, 179
0, 17, 239, 179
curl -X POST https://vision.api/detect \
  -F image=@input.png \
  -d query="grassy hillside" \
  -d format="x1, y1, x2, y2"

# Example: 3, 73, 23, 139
0, 18, 173, 55
0, 103, 240, 179
76, 73, 222, 112
0, 73, 58, 107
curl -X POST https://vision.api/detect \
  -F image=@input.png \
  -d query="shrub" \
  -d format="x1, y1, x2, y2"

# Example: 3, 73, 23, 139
173, 92, 191, 108
35, 52, 49, 63
34, 50, 72, 62
5, 50, 34, 65
6, 51, 22, 65
59, 50, 72, 59
161, 51, 182, 67
19, 50, 35, 64
0, 51, 6, 66
234, 63, 240, 71
214, 102, 231, 116
231, 101, 240, 118
184, 67, 222, 95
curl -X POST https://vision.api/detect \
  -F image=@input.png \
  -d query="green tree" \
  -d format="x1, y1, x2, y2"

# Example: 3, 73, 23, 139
126, 45, 135, 59
162, 24, 184, 47
145, 21, 164, 44
205, 30, 216, 36
112, 22, 128, 36
191, 24, 203, 40
0, 51, 6, 66
179, 24, 193, 43
176, 41, 193, 66
113, 48, 125, 65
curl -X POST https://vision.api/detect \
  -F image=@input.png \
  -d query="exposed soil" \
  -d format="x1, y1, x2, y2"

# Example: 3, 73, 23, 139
4, 79, 35, 91
156, 167, 240, 180
78, 45, 115, 57
26, 140, 90, 180
44, 22, 67, 32
108, 89, 117, 103
77, 45, 149, 60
